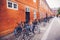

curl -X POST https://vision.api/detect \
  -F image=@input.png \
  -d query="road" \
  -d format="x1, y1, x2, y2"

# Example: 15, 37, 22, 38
41, 17, 60, 40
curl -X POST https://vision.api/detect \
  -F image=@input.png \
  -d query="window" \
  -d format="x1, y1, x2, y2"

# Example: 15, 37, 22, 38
7, 0, 18, 10
34, 10, 36, 19
8, 2, 12, 8
26, 7, 30, 12
8, 0, 11, 1
13, 3, 18, 10
33, 0, 36, 3
14, 4, 17, 8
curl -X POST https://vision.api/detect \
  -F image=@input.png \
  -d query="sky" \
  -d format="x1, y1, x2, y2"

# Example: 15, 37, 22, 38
46, 0, 60, 8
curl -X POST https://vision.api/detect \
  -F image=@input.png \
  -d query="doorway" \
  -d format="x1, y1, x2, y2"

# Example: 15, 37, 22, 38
25, 12, 30, 23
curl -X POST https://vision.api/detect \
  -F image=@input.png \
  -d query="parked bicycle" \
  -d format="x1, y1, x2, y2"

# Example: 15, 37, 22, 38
14, 22, 34, 40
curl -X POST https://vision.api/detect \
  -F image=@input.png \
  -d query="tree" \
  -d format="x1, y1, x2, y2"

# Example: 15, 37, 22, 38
57, 8, 60, 17
58, 8, 60, 14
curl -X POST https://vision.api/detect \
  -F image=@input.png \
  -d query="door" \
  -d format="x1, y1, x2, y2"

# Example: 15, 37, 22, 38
25, 12, 30, 23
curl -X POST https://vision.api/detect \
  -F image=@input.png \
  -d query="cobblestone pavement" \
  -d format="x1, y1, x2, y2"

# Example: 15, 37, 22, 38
0, 18, 53, 40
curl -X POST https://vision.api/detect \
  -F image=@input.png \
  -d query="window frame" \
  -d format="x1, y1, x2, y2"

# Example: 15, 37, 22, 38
33, 0, 36, 3
7, 0, 13, 9
26, 6, 30, 12
7, 0, 18, 10
13, 2, 18, 10
33, 10, 36, 19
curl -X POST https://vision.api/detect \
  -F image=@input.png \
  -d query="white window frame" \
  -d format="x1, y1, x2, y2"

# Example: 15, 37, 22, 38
13, 2, 18, 10
7, 0, 18, 10
33, 0, 36, 3
26, 6, 30, 12
7, 0, 13, 9
34, 10, 36, 19
8, 0, 11, 1
40, 12, 43, 18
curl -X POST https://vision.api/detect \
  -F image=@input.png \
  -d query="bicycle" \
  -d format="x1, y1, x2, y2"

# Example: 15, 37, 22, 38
34, 24, 40, 34
21, 28, 34, 40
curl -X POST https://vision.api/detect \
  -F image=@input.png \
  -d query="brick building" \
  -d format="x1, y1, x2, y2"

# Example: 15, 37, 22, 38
0, 0, 54, 37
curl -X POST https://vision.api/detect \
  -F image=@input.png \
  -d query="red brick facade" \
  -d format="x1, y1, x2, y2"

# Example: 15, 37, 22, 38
0, 0, 54, 36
